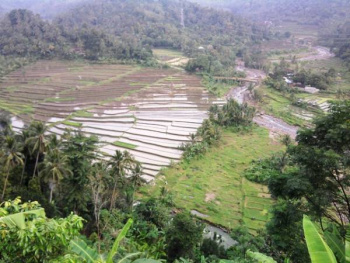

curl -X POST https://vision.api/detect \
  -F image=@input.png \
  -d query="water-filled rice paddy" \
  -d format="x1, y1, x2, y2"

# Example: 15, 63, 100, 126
1, 60, 225, 181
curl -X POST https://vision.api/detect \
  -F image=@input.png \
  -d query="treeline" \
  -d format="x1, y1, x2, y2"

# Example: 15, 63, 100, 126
0, 9, 155, 65
0, 0, 273, 76
180, 99, 255, 161
265, 58, 336, 92
203, 0, 350, 27
55, 0, 271, 75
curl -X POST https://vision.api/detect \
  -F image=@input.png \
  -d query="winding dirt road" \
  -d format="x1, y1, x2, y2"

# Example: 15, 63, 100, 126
299, 46, 334, 61
226, 60, 299, 138
226, 46, 335, 139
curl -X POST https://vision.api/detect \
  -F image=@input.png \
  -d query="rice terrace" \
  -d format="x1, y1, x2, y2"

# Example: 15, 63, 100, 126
3, 0, 350, 262
0, 55, 284, 233
1, 59, 225, 181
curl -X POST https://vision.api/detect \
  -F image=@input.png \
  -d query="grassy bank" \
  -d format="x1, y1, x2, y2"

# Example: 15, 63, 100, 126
141, 127, 284, 232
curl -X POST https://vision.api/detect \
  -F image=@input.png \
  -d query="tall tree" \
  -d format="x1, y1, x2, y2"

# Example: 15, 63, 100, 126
61, 131, 98, 216
0, 135, 24, 201
39, 149, 72, 203
108, 150, 135, 210
89, 161, 112, 241
26, 121, 49, 178
266, 100, 350, 262
165, 212, 204, 261
127, 162, 145, 211
17, 128, 30, 185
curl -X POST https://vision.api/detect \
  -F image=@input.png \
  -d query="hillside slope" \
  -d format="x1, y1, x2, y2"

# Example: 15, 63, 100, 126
0, 9, 153, 61
194, 0, 350, 27
56, 0, 268, 53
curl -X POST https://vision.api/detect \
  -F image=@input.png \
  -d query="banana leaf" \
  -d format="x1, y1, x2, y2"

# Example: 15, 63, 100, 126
70, 237, 100, 263
246, 250, 277, 263
0, 208, 45, 229
345, 225, 350, 263
106, 218, 133, 263
303, 215, 337, 263
324, 223, 345, 263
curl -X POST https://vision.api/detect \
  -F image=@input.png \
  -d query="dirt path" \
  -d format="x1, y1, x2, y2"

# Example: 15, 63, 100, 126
227, 60, 298, 139
253, 114, 298, 139
226, 85, 249, 104
299, 46, 334, 61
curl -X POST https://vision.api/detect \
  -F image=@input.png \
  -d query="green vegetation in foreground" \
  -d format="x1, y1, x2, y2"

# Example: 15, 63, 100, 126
113, 141, 137, 150
142, 127, 283, 231
62, 120, 82, 127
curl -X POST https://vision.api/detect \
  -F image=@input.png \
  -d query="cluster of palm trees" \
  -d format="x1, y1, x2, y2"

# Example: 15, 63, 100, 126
209, 99, 256, 127
0, 119, 145, 219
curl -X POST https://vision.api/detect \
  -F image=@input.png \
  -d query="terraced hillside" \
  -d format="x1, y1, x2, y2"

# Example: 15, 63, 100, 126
1, 60, 224, 181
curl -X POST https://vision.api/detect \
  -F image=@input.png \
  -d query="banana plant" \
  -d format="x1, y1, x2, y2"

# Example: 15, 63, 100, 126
0, 208, 45, 229
246, 250, 277, 263
303, 215, 337, 263
70, 219, 161, 263
303, 215, 350, 263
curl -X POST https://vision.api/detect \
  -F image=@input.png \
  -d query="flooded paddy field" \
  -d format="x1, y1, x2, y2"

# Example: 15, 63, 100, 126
1, 60, 225, 181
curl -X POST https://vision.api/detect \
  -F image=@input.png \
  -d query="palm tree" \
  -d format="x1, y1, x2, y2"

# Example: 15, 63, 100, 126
130, 162, 144, 189
128, 162, 144, 211
39, 149, 72, 203
16, 129, 30, 185
47, 134, 61, 151
26, 122, 48, 178
108, 150, 135, 210
1, 135, 24, 201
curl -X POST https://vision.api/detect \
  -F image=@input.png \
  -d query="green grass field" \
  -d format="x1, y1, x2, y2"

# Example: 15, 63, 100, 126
113, 141, 137, 149
259, 86, 310, 126
62, 120, 82, 127
141, 127, 283, 232
153, 48, 183, 59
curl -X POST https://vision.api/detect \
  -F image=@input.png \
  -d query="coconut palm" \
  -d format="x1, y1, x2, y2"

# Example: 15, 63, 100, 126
108, 150, 135, 210
39, 149, 72, 203
130, 162, 144, 189
128, 162, 145, 211
1, 135, 24, 201
26, 121, 48, 178
16, 129, 30, 185
47, 134, 61, 151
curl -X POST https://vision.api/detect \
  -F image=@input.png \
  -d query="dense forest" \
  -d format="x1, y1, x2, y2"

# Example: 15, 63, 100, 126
55, 0, 271, 75
0, 8, 155, 60
195, 0, 350, 26
0, 0, 273, 77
